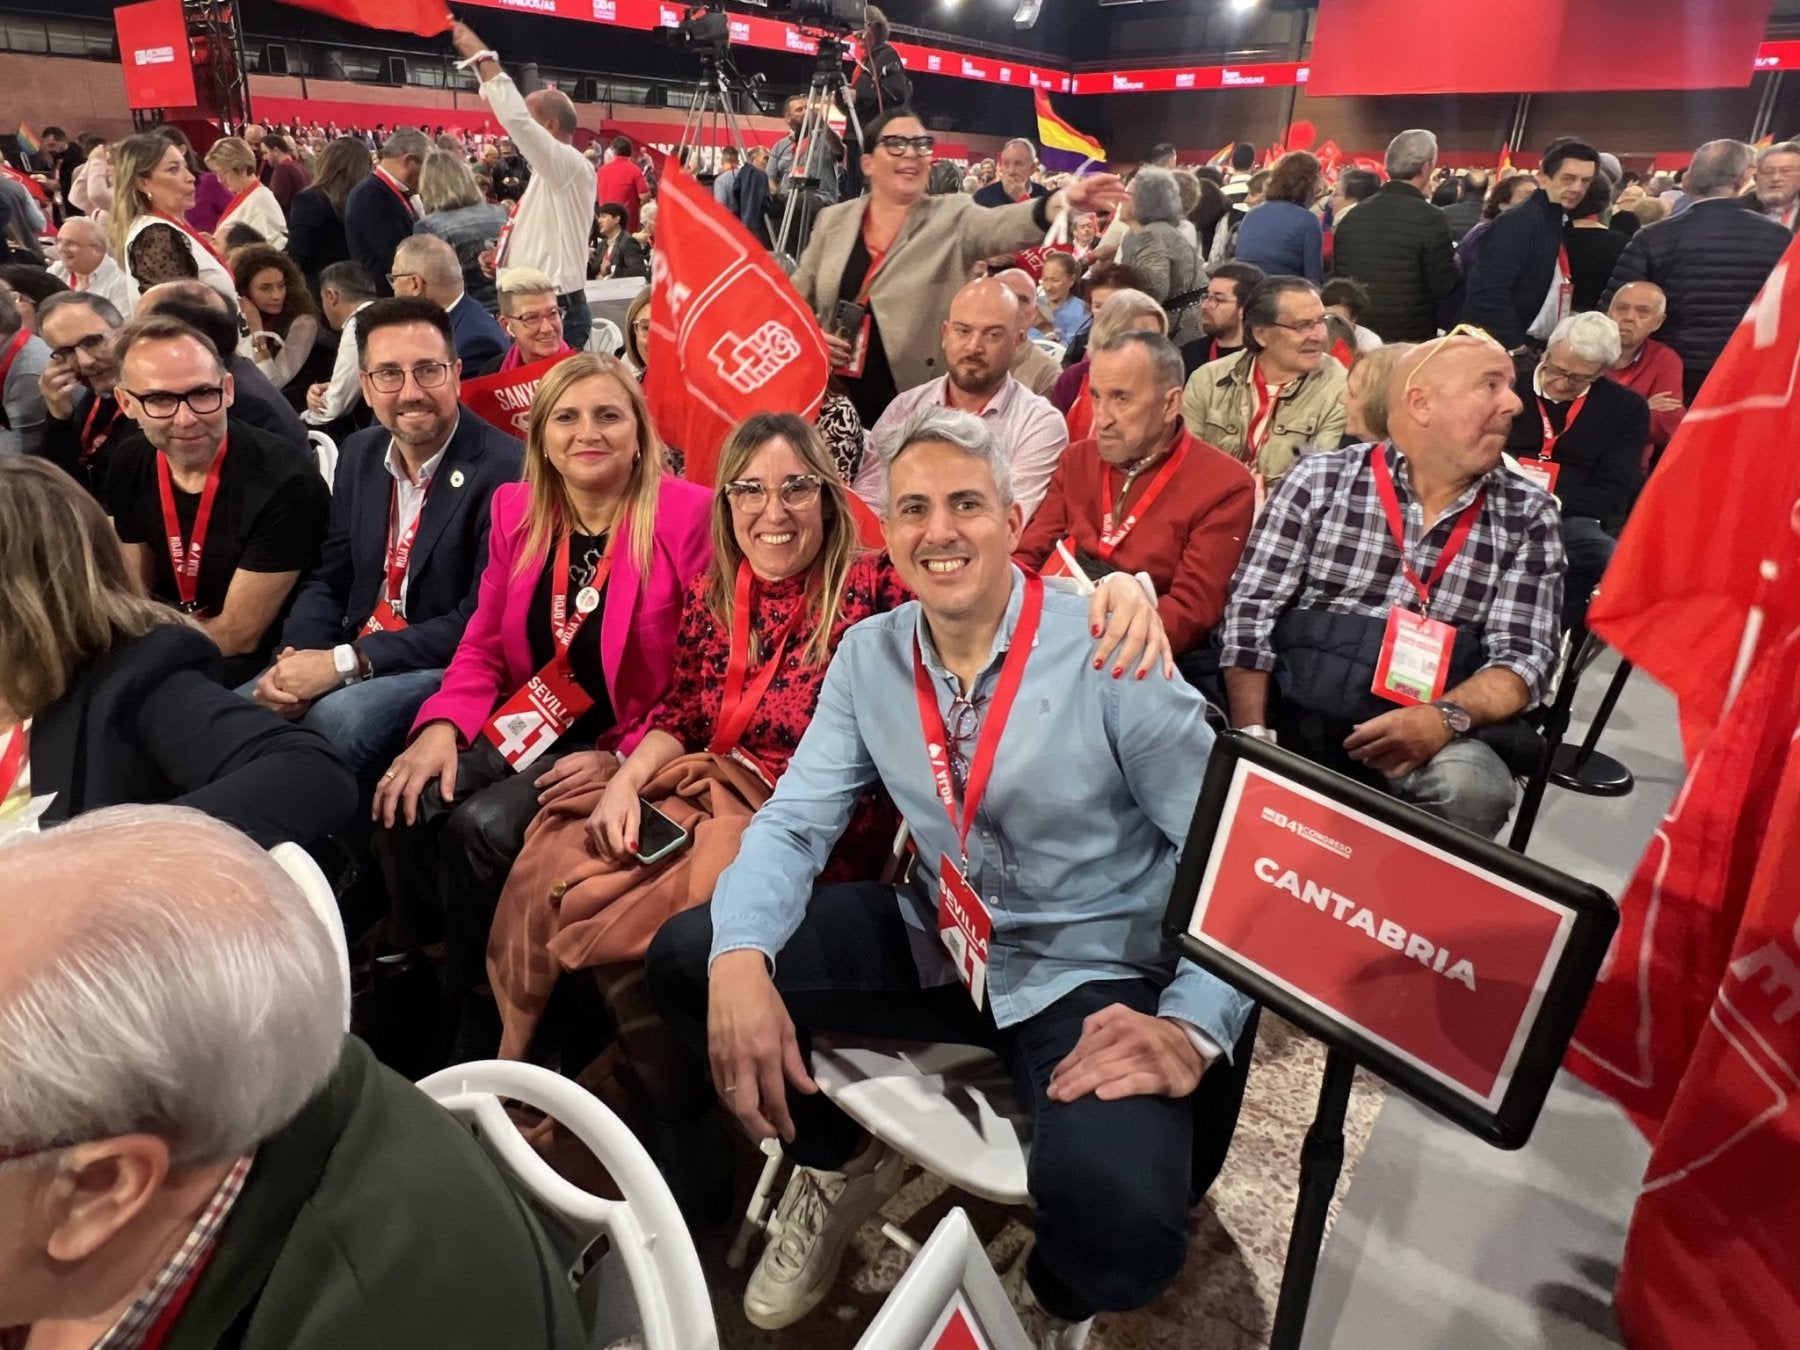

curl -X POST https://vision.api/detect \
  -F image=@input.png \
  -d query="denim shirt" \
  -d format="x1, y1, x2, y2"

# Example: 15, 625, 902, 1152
709, 567, 1255, 1056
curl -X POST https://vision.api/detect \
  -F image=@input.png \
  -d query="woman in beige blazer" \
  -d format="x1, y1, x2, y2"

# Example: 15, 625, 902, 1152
792, 107, 1127, 428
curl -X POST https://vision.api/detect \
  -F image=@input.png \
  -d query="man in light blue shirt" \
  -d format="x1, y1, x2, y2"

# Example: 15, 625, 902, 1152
647, 407, 1258, 1346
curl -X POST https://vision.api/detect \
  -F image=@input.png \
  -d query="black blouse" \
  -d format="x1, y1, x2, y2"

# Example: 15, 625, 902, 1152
526, 530, 616, 746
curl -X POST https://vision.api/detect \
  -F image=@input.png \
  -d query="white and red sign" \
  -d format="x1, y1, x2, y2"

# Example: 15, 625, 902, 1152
924, 1294, 994, 1350
461, 351, 577, 439
114, 0, 197, 110
1185, 762, 1575, 1110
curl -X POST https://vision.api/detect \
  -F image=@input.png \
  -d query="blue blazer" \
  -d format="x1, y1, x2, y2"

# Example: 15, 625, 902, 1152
344, 173, 416, 298
280, 411, 524, 674
450, 295, 506, 370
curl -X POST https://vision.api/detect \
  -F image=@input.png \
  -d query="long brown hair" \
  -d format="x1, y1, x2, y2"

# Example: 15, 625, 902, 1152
231, 245, 316, 332
313, 136, 376, 217
706, 413, 858, 667
0, 458, 185, 718
517, 353, 663, 585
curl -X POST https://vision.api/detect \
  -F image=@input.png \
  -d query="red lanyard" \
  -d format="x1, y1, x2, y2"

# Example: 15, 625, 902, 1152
0, 328, 29, 389
855, 208, 895, 305
219, 180, 259, 226
550, 531, 615, 657
1556, 244, 1571, 282
0, 723, 26, 803
707, 562, 809, 756
373, 167, 416, 217
1536, 391, 1587, 462
150, 211, 231, 270
1370, 449, 1484, 613
911, 572, 1045, 862
1100, 437, 1189, 560
383, 475, 431, 611
80, 396, 119, 465
155, 435, 229, 611
1247, 365, 1287, 458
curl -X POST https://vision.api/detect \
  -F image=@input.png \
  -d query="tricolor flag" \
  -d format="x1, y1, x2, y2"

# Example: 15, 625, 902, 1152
1207, 141, 1235, 168
15, 124, 38, 156
1033, 89, 1106, 174
1752, 133, 1775, 151
1498, 143, 1514, 173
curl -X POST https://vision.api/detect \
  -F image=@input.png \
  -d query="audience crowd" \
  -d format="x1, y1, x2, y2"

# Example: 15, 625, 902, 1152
2, 41, 1793, 1347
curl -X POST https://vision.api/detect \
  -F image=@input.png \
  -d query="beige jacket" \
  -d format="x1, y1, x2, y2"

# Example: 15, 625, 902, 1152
1012, 339, 1061, 397
1180, 349, 1349, 481
792, 193, 1052, 394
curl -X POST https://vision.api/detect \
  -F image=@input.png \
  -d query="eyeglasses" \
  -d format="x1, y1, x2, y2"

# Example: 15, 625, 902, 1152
724, 473, 824, 513
363, 361, 453, 393
632, 318, 653, 335
507, 308, 563, 330
945, 695, 983, 797
1267, 315, 1329, 335
1200, 290, 1238, 307
123, 385, 224, 419
1540, 358, 1602, 391
876, 134, 935, 158
49, 331, 112, 363
0, 1136, 79, 1165
385, 272, 420, 287
1404, 322, 1500, 390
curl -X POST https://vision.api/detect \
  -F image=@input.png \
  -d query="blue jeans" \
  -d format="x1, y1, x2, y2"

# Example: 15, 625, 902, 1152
298, 669, 446, 787
646, 885, 1260, 1323
557, 289, 592, 352
1387, 737, 1517, 839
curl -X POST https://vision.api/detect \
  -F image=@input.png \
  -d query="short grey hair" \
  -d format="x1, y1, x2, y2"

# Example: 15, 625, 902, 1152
1090, 288, 1168, 346
1549, 310, 1622, 366
1092, 328, 1185, 394
37, 289, 123, 331
1686, 139, 1754, 198
879, 406, 1014, 515
1000, 138, 1037, 164
380, 127, 431, 162
394, 233, 462, 291
0, 806, 345, 1169
1758, 140, 1800, 164
1130, 167, 1184, 226
1386, 128, 1438, 182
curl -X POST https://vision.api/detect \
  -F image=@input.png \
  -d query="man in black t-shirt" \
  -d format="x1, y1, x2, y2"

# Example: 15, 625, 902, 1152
1181, 261, 1264, 376
106, 317, 329, 687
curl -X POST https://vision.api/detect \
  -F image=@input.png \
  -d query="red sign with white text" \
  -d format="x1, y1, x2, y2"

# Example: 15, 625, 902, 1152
1186, 763, 1574, 1109
1070, 61, 1311, 95
115, 0, 198, 111
459, 351, 577, 440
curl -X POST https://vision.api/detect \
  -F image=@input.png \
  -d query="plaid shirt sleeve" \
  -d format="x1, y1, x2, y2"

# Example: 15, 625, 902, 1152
1217, 457, 1332, 672
1477, 491, 1567, 706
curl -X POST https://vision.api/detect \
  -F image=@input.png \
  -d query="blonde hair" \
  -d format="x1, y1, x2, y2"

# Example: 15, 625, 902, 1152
418, 148, 483, 215
109, 132, 185, 263
518, 354, 664, 585
497, 266, 557, 316
1348, 344, 1412, 441
1091, 287, 1168, 347
203, 135, 256, 177
706, 413, 858, 667
0, 458, 186, 718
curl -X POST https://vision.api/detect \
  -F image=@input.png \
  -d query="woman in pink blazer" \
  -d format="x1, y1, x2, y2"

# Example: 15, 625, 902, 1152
372, 353, 712, 1050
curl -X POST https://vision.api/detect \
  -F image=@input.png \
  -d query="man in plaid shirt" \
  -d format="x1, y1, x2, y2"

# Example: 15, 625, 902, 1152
1218, 331, 1566, 837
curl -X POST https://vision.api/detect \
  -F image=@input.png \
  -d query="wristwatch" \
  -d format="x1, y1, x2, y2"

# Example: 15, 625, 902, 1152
1430, 699, 1473, 736
332, 644, 363, 686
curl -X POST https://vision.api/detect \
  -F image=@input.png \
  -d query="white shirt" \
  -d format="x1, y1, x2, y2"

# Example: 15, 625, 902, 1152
382, 431, 450, 611
479, 71, 598, 293
216, 181, 288, 250
49, 254, 136, 319
303, 301, 372, 425
857, 373, 1070, 521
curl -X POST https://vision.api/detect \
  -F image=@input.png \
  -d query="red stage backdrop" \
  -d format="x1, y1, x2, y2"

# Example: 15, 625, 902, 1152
1307, 0, 1772, 96
115, 0, 198, 111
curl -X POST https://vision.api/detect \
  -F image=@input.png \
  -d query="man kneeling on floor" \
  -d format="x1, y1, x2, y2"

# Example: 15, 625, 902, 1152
647, 407, 1258, 1347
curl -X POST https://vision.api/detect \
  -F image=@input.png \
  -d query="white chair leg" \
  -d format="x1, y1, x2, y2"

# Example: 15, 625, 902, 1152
878, 1220, 921, 1257
726, 1138, 787, 1269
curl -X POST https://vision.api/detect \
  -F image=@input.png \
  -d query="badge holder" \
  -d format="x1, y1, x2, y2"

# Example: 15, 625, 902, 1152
1513, 457, 1561, 495
1371, 607, 1454, 706
936, 854, 993, 1011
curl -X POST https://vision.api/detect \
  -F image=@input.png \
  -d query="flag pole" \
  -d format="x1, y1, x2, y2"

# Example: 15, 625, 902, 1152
1043, 155, 1094, 247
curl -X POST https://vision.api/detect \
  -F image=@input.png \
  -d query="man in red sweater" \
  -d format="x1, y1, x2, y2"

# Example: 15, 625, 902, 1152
1606, 280, 1686, 469
1016, 329, 1255, 655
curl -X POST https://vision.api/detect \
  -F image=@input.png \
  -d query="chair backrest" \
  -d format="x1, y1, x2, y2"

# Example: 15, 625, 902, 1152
417, 1059, 718, 1350
853, 1207, 1033, 1350
267, 842, 350, 1030
306, 429, 338, 488
586, 316, 624, 358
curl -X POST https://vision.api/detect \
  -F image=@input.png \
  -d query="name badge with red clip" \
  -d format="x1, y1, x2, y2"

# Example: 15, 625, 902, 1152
936, 855, 993, 1011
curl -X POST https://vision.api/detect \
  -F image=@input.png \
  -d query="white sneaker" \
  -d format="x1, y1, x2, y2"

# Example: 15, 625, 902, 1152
743, 1144, 905, 1329
1002, 1240, 1094, 1350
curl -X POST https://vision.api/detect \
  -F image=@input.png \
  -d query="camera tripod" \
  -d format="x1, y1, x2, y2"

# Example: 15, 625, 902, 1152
674, 51, 761, 198
773, 36, 863, 264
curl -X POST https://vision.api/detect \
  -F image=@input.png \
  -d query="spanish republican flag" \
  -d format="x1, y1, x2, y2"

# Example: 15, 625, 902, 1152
1033, 90, 1106, 173
1498, 142, 1514, 173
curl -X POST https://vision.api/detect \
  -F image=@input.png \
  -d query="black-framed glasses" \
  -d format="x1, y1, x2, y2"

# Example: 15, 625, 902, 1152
876, 134, 935, 158
946, 695, 982, 797
723, 473, 823, 513
122, 385, 224, 419
385, 271, 420, 287
363, 361, 453, 394
50, 332, 113, 363
1540, 358, 1602, 391
1268, 315, 1330, 335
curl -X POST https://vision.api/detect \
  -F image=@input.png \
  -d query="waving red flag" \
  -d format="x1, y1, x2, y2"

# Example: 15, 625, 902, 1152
647, 161, 829, 487
273, 0, 450, 39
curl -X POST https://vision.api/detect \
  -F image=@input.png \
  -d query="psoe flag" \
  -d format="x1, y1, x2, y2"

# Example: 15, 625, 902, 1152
1033, 89, 1106, 174
272, 0, 451, 39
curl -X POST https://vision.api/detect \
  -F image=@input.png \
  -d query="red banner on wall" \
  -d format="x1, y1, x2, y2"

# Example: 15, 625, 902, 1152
115, 0, 198, 111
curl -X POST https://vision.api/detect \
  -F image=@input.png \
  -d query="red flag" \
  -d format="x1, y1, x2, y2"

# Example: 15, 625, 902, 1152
2, 165, 47, 207
646, 162, 829, 487
1285, 120, 1317, 151
1565, 234, 1800, 1350
1315, 140, 1344, 174
458, 352, 577, 439
271, 0, 450, 39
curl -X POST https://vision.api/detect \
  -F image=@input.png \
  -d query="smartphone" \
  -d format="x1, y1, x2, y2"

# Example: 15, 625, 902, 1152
634, 798, 692, 866
828, 299, 865, 340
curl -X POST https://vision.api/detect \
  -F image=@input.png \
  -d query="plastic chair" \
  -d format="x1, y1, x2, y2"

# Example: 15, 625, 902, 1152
1031, 336, 1067, 365
586, 317, 624, 358
268, 842, 350, 1030
418, 1059, 718, 1350
306, 429, 338, 489
853, 1207, 1033, 1350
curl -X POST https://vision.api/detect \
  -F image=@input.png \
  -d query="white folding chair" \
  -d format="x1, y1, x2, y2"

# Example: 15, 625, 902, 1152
586, 316, 625, 358
268, 842, 350, 1030
306, 429, 338, 489
854, 1208, 1032, 1350
418, 1059, 718, 1350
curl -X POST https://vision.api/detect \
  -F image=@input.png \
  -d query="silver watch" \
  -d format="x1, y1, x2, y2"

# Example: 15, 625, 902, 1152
1431, 699, 1473, 736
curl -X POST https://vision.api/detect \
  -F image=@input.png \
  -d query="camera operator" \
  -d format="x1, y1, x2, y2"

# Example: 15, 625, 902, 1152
839, 6, 911, 198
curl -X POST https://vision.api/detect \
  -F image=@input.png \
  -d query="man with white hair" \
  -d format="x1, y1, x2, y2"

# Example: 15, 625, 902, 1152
647, 406, 1257, 1344
1749, 140, 1800, 230
453, 19, 599, 349
46, 218, 135, 319
1504, 311, 1648, 631
389, 233, 506, 368
1605, 279, 1685, 465
0, 805, 587, 1348
974, 138, 1049, 208
1329, 128, 1459, 342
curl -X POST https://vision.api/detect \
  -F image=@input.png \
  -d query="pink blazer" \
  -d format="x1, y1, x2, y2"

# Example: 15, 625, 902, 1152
413, 477, 715, 756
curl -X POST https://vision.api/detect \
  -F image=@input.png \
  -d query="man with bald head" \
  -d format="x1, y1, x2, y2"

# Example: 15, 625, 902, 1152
47, 217, 135, 319
390, 234, 505, 368
0, 805, 587, 1348
993, 266, 1062, 397
856, 276, 1068, 518
1220, 331, 1566, 837
1605, 279, 1686, 465
452, 19, 597, 349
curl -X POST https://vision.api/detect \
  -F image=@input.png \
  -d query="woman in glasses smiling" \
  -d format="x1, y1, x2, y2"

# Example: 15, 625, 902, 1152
792, 106, 1131, 429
